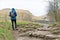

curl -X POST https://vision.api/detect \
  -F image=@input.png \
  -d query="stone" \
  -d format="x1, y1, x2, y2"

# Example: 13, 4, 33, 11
19, 28, 27, 32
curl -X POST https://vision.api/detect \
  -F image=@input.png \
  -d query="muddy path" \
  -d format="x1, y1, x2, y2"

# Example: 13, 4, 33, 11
12, 24, 60, 40
12, 30, 44, 40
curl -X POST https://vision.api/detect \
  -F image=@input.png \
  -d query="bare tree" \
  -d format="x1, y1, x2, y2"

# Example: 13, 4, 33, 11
47, 0, 58, 22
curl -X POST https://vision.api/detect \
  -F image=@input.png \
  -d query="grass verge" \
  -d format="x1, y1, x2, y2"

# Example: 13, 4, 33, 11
0, 22, 14, 40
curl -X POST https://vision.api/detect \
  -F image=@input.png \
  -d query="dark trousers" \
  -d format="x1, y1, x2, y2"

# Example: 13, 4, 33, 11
11, 20, 17, 30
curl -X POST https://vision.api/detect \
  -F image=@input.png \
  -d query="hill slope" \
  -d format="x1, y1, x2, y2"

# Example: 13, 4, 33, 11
0, 8, 32, 22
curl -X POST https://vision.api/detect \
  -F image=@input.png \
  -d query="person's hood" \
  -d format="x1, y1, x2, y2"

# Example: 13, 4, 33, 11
11, 8, 15, 12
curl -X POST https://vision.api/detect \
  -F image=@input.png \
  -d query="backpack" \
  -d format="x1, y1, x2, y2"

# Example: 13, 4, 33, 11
11, 12, 15, 17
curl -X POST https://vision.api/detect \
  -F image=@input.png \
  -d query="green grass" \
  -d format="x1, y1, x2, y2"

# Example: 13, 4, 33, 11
0, 22, 14, 40
49, 22, 60, 34
0, 27, 13, 40
56, 22, 60, 26
48, 22, 60, 28
17, 21, 33, 25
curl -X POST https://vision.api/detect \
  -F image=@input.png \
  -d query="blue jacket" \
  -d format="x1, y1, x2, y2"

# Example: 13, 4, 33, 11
9, 8, 17, 20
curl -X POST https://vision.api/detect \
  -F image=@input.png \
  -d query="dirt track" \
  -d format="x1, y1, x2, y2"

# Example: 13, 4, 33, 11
12, 24, 60, 40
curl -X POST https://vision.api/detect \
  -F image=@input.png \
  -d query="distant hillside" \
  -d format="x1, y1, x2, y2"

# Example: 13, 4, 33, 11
0, 8, 45, 22
32, 15, 47, 20
0, 8, 32, 22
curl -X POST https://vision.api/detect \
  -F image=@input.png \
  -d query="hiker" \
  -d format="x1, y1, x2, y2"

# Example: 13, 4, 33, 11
9, 8, 17, 30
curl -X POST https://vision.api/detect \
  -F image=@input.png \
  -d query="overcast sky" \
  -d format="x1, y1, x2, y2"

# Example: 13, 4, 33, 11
0, 0, 50, 16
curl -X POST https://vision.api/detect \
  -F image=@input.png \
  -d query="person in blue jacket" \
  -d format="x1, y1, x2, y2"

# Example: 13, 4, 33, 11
9, 8, 17, 30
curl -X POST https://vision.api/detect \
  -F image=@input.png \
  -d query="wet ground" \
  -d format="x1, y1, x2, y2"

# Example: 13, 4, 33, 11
17, 36, 43, 40
12, 24, 60, 40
